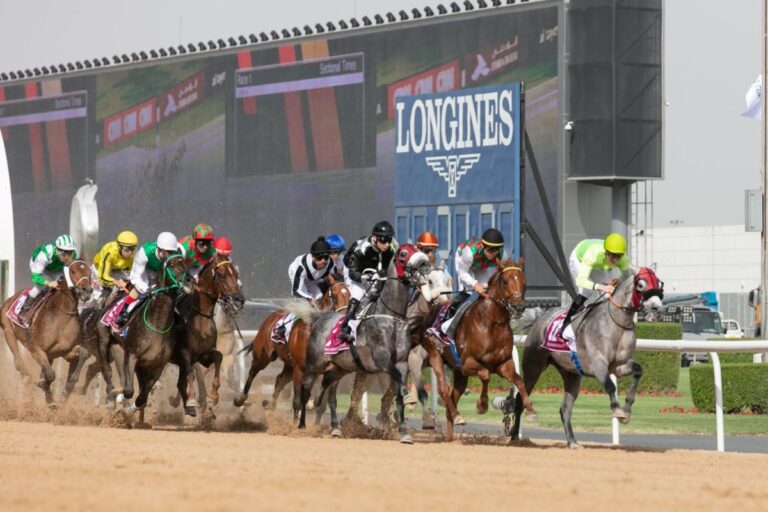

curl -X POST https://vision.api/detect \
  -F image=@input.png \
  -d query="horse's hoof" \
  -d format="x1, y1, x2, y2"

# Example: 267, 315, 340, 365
612, 409, 629, 421
260, 399, 271, 410
187, 399, 199, 409
208, 397, 219, 407
476, 402, 488, 415
306, 400, 315, 411
400, 434, 414, 445
36, 380, 47, 391
422, 418, 436, 430
525, 411, 538, 421
233, 395, 247, 407
184, 406, 197, 417
618, 415, 630, 425
115, 393, 125, 406
404, 393, 418, 406
330, 428, 342, 438
47, 402, 59, 410
168, 395, 181, 408
125, 403, 138, 415
135, 422, 152, 430
453, 415, 466, 426
568, 442, 582, 450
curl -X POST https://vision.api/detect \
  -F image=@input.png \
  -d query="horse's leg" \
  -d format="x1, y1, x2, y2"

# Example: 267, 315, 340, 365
233, 345, 273, 407
427, 345, 462, 426
110, 343, 127, 401
378, 374, 395, 428
556, 367, 583, 449
592, 359, 627, 421
462, 357, 489, 414
96, 327, 116, 399
198, 349, 223, 405
446, 371, 468, 442
298, 372, 318, 429
388, 361, 413, 444
268, 363, 293, 410
511, 345, 549, 442
410, 350, 434, 429
615, 360, 643, 423
175, 362, 193, 417
497, 358, 537, 417
123, 350, 137, 400
291, 366, 303, 422
345, 372, 367, 424
325, 378, 342, 436
63, 346, 89, 399
29, 347, 55, 392
79, 361, 100, 395
1, 321, 31, 379
133, 366, 163, 428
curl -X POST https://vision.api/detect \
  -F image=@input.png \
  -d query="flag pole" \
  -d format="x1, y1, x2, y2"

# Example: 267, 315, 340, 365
762, 0, 767, 341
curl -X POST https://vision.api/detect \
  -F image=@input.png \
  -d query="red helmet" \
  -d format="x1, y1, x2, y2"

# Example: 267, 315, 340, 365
417, 231, 439, 248
214, 236, 232, 256
193, 223, 214, 241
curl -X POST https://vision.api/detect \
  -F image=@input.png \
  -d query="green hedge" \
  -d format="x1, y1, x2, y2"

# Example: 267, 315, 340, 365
690, 363, 768, 413
464, 321, 681, 393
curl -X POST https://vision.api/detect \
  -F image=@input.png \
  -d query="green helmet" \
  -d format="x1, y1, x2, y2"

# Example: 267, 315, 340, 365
604, 233, 627, 255
55, 234, 76, 251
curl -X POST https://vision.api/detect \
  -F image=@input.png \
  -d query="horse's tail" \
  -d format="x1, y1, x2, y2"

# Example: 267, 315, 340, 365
283, 299, 321, 323
510, 307, 548, 334
238, 341, 254, 355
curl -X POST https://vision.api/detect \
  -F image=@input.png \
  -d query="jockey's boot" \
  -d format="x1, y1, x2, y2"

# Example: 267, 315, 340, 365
18, 294, 40, 325
559, 295, 587, 337
115, 302, 132, 327
275, 324, 286, 340
338, 298, 360, 343
446, 290, 470, 319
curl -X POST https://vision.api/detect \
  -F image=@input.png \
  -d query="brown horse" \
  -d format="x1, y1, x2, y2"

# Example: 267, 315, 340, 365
418, 258, 536, 441
0, 259, 93, 405
117, 254, 192, 425
171, 253, 245, 413
233, 275, 350, 422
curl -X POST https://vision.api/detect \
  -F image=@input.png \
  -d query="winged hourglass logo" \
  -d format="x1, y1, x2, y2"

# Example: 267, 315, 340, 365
424, 154, 481, 198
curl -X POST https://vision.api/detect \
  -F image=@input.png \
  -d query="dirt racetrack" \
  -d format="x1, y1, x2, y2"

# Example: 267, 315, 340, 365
0, 416, 767, 512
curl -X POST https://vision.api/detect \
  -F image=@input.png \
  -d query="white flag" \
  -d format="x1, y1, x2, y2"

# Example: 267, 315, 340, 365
743, 74, 762, 119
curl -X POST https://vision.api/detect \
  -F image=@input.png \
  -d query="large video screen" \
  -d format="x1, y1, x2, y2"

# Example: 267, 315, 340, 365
0, 3, 560, 297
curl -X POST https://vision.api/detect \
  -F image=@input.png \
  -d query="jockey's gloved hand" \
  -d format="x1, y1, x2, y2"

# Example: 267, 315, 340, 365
362, 269, 378, 283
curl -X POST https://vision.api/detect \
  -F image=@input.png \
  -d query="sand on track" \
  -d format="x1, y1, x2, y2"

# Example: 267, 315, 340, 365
0, 419, 766, 512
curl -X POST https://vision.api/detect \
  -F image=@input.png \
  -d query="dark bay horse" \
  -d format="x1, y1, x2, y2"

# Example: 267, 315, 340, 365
296, 260, 425, 443
172, 253, 245, 413
118, 254, 192, 425
233, 275, 351, 422
415, 258, 536, 441
511, 267, 664, 448
0, 259, 93, 405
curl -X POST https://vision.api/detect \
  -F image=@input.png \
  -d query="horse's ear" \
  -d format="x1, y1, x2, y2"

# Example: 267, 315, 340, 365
495, 257, 503, 268
516, 256, 524, 268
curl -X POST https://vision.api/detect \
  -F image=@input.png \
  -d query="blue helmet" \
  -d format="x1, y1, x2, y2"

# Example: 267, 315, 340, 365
326, 234, 346, 251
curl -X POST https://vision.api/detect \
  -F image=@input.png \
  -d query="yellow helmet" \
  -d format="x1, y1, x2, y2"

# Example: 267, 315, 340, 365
116, 231, 139, 247
604, 233, 627, 255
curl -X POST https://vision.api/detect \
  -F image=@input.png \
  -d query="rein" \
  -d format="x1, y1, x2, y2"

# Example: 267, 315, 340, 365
485, 265, 524, 323
143, 254, 185, 334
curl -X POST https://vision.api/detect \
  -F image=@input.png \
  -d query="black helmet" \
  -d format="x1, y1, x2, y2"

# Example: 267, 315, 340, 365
310, 236, 331, 256
481, 228, 504, 247
372, 220, 395, 238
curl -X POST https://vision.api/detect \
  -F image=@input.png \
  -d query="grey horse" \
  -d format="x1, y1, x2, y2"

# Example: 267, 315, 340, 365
510, 266, 664, 448
295, 259, 426, 443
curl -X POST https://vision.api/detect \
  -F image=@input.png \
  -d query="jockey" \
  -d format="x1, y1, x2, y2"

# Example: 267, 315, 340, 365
92, 231, 139, 302
416, 231, 440, 265
19, 234, 78, 318
325, 234, 346, 280
288, 237, 333, 307
213, 236, 232, 257
446, 228, 505, 321
179, 223, 215, 279
116, 231, 181, 326
560, 233, 631, 336
339, 220, 398, 341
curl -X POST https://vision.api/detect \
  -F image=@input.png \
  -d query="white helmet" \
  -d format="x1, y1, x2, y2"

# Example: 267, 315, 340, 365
156, 232, 178, 251
55, 234, 77, 252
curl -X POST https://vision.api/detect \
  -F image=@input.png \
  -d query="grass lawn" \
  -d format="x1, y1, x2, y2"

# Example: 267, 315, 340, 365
332, 368, 768, 436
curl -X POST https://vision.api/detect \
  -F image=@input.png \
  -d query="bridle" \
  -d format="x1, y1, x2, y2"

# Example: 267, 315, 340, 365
486, 265, 525, 322
324, 281, 350, 313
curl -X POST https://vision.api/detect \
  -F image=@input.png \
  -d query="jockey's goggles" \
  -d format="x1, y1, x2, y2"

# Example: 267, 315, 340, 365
421, 247, 436, 254
314, 254, 330, 261
605, 250, 623, 259
119, 244, 136, 252
195, 239, 212, 247
484, 246, 502, 254
376, 235, 392, 244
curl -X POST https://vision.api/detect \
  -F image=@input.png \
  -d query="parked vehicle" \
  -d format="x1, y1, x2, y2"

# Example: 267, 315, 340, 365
722, 319, 746, 339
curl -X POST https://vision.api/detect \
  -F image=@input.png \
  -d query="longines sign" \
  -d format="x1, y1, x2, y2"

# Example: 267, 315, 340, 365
394, 83, 521, 205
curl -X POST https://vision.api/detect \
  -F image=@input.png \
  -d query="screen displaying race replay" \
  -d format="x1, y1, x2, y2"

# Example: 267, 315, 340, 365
232, 53, 367, 176
0, 91, 89, 193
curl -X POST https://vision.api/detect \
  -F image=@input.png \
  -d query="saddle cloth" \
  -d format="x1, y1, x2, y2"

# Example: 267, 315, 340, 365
101, 296, 128, 333
324, 317, 352, 355
425, 304, 462, 367
270, 312, 296, 344
5, 289, 54, 328
543, 311, 577, 353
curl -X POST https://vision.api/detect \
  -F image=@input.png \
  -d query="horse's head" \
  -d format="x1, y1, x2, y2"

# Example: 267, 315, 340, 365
67, 259, 93, 302
319, 276, 351, 313
631, 266, 664, 310
419, 268, 453, 305
488, 257, 526, 318
161, 254, 192, 294
202, 254, 246, 313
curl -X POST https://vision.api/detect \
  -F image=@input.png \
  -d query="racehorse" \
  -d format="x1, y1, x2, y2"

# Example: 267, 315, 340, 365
415, 258, 536, 441
172, 253, 245, 413
297, 260, 427, 443
233, 275, 351, 422
345, 266, 454, 430
117, 254, 192, 425
510, 266, 664, 448
0, 259, 93, 406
